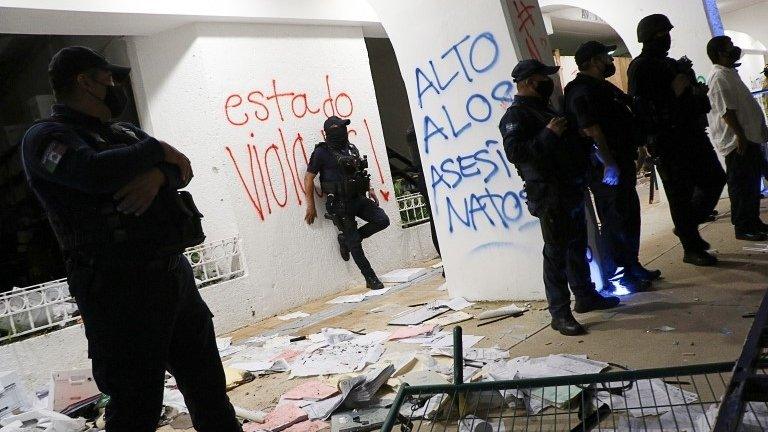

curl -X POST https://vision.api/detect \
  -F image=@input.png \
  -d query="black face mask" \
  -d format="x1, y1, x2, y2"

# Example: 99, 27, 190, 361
725, 46, 742, 68
646, 33, 672, 54
325, 126, 348, 146
602, 61, 617, 78
104, 85, 128, 118
535, 78, 555, 100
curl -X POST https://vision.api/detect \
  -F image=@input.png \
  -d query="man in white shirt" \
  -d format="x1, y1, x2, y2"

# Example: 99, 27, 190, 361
706, 36, 768, 241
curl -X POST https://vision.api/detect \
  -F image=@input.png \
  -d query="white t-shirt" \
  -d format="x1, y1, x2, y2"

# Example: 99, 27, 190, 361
706, 64, 768, 156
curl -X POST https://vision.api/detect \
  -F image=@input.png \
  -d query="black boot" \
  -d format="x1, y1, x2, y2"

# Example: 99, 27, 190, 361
337, 233, 350, 261
673, 228, 711, 251
683, 249, 718, 266
628, 263, 661, 282
735, 230, 768, 241
574, 292, 621, 314
365, 275, 385, 290
550, 312, 586, 336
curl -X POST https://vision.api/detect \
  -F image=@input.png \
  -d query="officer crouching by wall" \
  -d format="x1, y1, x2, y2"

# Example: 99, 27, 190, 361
304, 116, 391, 290
21, 47, 242, 432
499, 59, 620, 336
564, 41, 661, 294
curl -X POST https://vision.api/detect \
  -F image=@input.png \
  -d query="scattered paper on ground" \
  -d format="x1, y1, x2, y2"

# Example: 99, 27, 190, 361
429, 297, 475, 311
278, 311, 310, 321
291, 343, 384, 377
388, 324, 438, 341
283, 381, 339, 401
348, 331, 390, 346
426, 311, 473, 326
327, 294, 366, 304
282, 420, 329, 432
244, 403, 307, 432
388, 306, 448, 325
477, 304, 528, 320
363, 286, 393, 297
379, 268, 428, 283
459, 415, 506, 432
400, 370, 450, 386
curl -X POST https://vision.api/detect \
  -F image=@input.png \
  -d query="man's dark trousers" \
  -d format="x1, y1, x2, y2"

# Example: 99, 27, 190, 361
340, 197, 390, 277
539, 198, 593, 317
656, 142, 726, 250
590, 160, 641, 278
725, 144, 764, 233
67, 254, 242, 432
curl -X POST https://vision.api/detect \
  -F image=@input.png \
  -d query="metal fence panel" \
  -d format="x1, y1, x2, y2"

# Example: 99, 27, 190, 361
398, 193, 431, 228
0, 236, 246, 343
382, 325, 768, 432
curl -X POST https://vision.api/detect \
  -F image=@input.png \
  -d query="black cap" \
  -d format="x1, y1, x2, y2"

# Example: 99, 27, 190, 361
49, 46, 131, 89
323, 115, 351, 130
575, 41, 617, 66
511, 59, 560, 82
637, 14, 674, 43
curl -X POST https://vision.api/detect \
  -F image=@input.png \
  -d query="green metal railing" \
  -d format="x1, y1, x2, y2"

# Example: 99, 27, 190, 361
381, 326, 768, 432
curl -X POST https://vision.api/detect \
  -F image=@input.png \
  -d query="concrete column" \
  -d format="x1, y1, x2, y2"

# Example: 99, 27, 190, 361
367, 0, 563, 300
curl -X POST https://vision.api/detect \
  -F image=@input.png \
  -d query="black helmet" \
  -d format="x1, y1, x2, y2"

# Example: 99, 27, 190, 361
637, 14, 674, 43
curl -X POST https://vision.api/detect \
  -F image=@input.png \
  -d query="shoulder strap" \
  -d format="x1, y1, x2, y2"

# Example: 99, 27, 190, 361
510, 102, 554, 125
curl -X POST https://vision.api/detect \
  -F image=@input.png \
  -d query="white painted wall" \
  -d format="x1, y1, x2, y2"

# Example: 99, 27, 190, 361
722, 2, 768, 57
368, 0, 547, 301
724, 30, 767, 91
538, 0, 715, 78
0, 276, 269, 390
127, 22, 434, 316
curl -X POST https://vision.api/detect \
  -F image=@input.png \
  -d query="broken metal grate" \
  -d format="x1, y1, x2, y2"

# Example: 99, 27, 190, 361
385, 362, 746, 432
381, 324, 768, 432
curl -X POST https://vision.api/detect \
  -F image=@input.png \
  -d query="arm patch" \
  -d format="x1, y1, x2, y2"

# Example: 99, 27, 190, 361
41, 140, 68, 173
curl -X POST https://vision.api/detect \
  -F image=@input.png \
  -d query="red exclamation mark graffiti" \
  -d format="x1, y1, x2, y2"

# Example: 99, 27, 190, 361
362, 118, 390, 202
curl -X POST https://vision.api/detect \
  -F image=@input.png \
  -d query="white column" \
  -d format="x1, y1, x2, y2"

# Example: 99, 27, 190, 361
368, 0, 557, 300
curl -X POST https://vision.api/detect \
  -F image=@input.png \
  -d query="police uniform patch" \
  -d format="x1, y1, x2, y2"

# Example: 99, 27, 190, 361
41, 141, 68, 173
505, 123, 518, 133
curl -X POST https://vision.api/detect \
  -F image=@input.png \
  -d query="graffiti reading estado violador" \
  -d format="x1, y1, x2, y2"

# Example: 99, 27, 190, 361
416, 31, 532, 234
222, 75, 390, 221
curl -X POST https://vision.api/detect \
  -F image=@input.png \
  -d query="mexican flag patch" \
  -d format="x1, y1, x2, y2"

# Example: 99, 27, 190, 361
41, 141, 68, 173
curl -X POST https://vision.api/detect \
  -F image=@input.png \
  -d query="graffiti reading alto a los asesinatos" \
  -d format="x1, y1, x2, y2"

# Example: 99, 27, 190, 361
223, 76, 390, 221
415, 31, 529, 234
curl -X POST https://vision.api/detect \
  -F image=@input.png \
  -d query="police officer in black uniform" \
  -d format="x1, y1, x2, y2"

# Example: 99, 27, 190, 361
304, 116, 390, 290
628, 14, 726, 267
499, 60, 620, 336
21, 47, 241, 432
564, 41, 661, 293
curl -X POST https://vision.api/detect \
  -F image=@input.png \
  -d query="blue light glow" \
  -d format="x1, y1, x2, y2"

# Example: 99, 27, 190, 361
609, 282, 632, 297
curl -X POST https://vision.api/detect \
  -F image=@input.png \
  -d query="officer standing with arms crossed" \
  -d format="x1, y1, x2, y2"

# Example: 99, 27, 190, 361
21, 47, 241, 432
499, 60, 620, 336
564, 41, 661, 293
304, 116, 390, 290
628, 14, 726, 267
